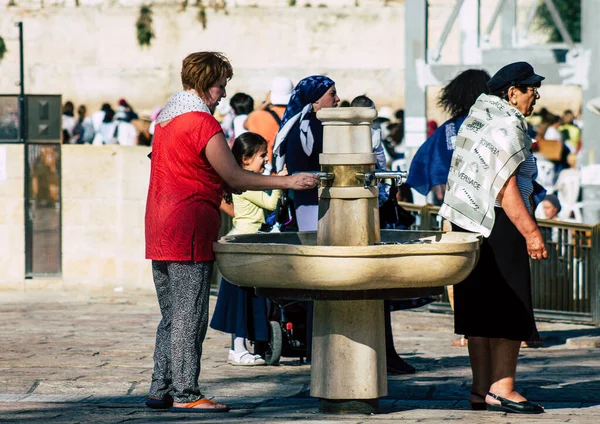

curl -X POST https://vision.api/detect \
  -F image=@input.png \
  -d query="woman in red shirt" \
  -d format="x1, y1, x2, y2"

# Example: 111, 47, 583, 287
145, 52, 318, 413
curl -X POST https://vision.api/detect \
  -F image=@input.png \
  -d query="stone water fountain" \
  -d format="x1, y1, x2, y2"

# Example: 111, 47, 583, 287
214, 108, 480, 413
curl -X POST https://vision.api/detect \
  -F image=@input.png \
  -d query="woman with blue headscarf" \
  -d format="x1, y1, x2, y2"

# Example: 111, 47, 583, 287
273, 76, 340, 231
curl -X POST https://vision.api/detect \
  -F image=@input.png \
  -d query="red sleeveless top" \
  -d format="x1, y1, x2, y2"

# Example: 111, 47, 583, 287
145, 112, 224, 261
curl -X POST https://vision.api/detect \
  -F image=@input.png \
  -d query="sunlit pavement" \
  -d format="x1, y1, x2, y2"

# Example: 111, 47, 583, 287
1, 289, 599, 423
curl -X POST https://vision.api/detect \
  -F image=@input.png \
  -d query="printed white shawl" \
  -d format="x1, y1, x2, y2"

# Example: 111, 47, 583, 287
439, 93, 531, 237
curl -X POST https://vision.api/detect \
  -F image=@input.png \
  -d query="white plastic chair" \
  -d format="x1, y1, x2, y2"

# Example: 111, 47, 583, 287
535, 158, 555, 194
555, 169, 583, 222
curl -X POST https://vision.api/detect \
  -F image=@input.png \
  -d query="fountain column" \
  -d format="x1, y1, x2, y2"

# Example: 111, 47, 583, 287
310, 108, 387, 413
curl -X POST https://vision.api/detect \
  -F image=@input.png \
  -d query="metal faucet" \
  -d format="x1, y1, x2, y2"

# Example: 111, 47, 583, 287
293, 171, 335, 185
359, 169, 407, 189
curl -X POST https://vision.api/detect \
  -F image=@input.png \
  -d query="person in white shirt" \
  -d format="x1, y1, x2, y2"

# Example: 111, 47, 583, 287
114, 106, 138, 146
230, 92, 254, 140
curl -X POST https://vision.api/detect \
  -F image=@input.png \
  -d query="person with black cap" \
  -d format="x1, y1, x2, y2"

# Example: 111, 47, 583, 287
439, 61, 548, 414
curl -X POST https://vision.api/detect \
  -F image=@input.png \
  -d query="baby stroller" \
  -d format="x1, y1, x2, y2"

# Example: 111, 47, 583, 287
255, 298, 309, 365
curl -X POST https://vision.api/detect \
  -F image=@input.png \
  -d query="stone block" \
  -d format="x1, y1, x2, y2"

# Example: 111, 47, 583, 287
122, 178, 149, 201
20, 394, 92, 403
62, 146, 119, 180
0, 394, 29, 402
119, 260, 153, 288
121, 202, 146, 232
0, 255, 25, 282
87, 201, 118, 227
0, 226, 9, 256
62, 178, 97, 200
120, 148, 151, 179
32, 381, 133, 395
61, 199, 87, 226
95, 258, 117, 282
7, 224, 24, 252
566, 336, 600, 348
23, 278, 63, 291
62, 256, 93, 281
0, 179, 24, 198
82, 229, 119, 255
6, 198, 24, 223
2, 145, 24, 179
120, 231, 145, 257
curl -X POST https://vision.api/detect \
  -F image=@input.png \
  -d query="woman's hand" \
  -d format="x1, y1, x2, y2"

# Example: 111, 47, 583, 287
286, 173, 319, 190
277, 164, 288, 177
526, 229, 548, 260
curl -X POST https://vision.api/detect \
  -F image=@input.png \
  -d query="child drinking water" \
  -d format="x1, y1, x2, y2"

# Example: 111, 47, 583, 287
210, 132, 286, 365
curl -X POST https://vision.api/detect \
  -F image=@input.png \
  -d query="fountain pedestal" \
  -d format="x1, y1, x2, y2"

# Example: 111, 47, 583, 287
213, 108, 481, 414
312, 299, 386, 412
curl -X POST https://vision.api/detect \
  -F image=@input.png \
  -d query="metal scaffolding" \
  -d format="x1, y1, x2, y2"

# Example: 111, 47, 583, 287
404, 0, 600, 223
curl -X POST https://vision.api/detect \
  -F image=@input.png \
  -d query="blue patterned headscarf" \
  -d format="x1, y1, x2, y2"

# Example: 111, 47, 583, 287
273, 75, 335, 172
280, 76, 335, 128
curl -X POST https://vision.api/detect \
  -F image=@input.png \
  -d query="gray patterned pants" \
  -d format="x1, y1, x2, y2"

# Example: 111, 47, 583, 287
149, 260, 213, 403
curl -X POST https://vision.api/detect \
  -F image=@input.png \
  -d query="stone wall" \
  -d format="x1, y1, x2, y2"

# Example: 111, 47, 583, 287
0, 145, 153, 289
61, 145, 152, 288
0, 145, 25, 285
0, 2, 406, 114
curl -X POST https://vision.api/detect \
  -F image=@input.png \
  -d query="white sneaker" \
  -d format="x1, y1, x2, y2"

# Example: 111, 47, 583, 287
228, 350, 266, 366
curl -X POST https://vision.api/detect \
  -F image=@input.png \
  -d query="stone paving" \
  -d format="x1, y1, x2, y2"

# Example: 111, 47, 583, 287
1, 289, 599, 423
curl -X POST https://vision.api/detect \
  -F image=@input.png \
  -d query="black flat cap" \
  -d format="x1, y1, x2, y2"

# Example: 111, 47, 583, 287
487, 61, 545, 93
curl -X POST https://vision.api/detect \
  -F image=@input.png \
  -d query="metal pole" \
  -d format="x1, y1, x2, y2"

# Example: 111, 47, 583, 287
484, 0, 505, 40
591, 224, 600, 325
17, 22, 25, 142
581, 0, 600, 225
501, 0, 516, 48
17, 21, 32, 277
430, 0, 465, 62
543, 0, 575, 48
522, 0, 540, 40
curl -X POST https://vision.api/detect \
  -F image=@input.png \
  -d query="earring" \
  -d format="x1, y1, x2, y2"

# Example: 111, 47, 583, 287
511, 99, 517, 105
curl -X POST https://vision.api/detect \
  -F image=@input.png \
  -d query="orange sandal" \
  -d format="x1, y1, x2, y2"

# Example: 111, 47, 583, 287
451, 336, 468, 347
170, 398, 230, 413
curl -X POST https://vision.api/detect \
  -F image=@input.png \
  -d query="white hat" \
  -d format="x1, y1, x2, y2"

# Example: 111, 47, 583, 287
377, 106, 394, 121
270, 76, 294, 106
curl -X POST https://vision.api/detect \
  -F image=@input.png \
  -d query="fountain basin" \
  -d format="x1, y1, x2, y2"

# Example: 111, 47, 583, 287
214, 230, 480, 291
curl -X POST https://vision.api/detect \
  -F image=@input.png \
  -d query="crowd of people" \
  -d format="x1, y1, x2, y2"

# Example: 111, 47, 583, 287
61, 98, 146, 146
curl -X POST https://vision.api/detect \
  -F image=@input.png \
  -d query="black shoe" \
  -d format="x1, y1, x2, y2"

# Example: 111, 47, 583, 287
145, 394, 173, 410
386, 354, 415, 375
486, 392, 544, 414
469, 392, 487, 411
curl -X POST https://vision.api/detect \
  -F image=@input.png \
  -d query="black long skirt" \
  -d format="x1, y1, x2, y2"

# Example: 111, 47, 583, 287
453, 207, 539, 341
210, 278, 269, 342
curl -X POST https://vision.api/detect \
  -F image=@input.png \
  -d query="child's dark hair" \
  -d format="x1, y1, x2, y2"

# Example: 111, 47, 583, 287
230, 92, 254, 115
223, 132, 268, 204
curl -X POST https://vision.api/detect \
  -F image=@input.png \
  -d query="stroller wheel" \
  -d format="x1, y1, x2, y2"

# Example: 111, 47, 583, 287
267, 320, 282, 366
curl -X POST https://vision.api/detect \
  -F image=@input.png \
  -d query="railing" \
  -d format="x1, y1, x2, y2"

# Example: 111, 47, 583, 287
399, 202, 600, 325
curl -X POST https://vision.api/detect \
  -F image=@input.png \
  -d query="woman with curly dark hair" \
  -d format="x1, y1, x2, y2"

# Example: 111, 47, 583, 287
406, 69, 491, 203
